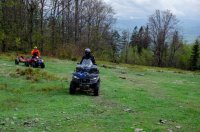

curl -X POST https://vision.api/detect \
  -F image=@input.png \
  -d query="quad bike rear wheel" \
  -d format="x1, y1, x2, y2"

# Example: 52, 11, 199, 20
15, 59, 19, 65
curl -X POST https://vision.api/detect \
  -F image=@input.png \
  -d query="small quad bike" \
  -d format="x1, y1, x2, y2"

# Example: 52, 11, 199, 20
15, 56, 45, 68
69, 59, 100, 96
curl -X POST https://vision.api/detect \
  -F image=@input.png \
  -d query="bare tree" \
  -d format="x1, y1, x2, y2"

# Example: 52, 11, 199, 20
81, 0, 115, 46
0, 0, 6, 52
49, 0, 59, 54
74, 0, 79, 44
26, 0, 38, 49
39, 0, 46, 52
168, 30, 182, 66
83, 0, 95, 45
36, 0, 47, 52
148, 10, 179, 66
121, 30, 130, 63
143, 25, 150, 49
0, 0, 116, 58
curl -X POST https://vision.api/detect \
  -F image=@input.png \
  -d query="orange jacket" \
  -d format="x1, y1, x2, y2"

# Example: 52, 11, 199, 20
31, 49, 41, 57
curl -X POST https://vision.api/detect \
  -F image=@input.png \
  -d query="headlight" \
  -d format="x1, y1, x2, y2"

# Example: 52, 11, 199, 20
73, 75, 79, 79
91, 77, 98, 80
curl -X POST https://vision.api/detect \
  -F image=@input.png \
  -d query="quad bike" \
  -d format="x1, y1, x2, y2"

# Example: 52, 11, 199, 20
69, 59, 100, 96
15, 55, 45, 68
25, 56, 45, 68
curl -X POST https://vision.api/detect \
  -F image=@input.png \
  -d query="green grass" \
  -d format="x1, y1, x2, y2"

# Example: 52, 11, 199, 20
0, 54, 200, 131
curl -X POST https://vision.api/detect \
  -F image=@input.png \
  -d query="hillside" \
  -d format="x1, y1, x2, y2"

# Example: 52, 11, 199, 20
117, 18, 200, 43
0, 54, 200, 131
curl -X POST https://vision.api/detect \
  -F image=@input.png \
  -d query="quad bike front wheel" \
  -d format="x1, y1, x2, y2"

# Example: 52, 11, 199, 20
41, 63, 45, 68
25, 62, 29, 67
93, 81, 100, 96
69, 82, 77, 95
31, 62, 38, 68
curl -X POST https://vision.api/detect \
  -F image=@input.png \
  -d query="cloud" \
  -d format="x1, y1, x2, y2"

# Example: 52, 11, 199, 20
103, 0, 200, 19
103, 0, 200, 42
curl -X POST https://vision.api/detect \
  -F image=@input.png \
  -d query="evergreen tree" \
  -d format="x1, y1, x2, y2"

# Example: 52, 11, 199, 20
110, 30, 121, 62
190, 40, 199, 70
130, 26, 150, 55
137, 26, 144, 54
130, 26, 138, 47
143, 25, 150, 49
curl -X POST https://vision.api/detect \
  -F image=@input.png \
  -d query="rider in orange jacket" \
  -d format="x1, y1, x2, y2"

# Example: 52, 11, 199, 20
31, 46, 41, 57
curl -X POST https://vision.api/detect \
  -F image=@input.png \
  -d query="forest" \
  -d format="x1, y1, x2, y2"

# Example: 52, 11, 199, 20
0, 0, 199, 70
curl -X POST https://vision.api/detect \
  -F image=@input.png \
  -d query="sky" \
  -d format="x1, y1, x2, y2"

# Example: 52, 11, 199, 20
103, 0, 200, 42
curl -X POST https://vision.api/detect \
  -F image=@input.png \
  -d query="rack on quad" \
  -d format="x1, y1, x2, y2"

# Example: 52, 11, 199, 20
69, 59, 100, 96
15, 56, 27, 64
15, 56, 45, 68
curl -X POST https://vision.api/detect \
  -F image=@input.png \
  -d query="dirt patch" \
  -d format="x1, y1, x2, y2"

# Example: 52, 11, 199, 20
0, 83, 8, 90
101, 65, 116, 69
118, 71, 127, 74
10, 68, 59, 82
34, 86, 64, 93
94, 96, 121, 108
93, 96, 135, 114
119, 76, 126, 80
156, 70, 164, 73
23, 118, 40, 127
0, 83, 21, 93
1, 98, 23, 110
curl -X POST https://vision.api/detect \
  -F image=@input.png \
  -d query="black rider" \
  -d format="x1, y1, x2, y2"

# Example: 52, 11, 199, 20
80, 48, 96, 65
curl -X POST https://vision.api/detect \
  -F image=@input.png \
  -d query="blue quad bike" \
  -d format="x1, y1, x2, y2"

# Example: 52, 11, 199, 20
69, 59, 100, 96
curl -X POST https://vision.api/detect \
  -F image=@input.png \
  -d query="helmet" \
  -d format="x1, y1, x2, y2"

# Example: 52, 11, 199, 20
85, 48, 91, 55
34, 46, 37, 49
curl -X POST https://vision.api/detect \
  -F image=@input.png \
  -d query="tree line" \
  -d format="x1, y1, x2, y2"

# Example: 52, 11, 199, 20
0, 1, 199, 70
0, 0, 115, 55
105, 10, 200, 70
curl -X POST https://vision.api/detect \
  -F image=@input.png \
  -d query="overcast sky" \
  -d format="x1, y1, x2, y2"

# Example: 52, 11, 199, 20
103, 0, 200, 42
103, 0, 200, 20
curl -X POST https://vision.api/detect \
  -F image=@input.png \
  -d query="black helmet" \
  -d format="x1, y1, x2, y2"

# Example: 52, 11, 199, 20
85, 48, 91, 55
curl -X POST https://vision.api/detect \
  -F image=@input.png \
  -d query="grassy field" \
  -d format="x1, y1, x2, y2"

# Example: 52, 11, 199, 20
0, 54, 200, 132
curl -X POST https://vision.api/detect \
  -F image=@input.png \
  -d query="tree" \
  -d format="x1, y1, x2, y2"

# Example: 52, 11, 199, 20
49, 0, 59, 55
130, 26, 150, 55
0, 0, 28, 52
109, 30, 121, 62
27, 0, 38, 49
148, 10, 179, 67
130, 26, 138, 47
190, 40, 199, 70
0, 0, 6, 52
39, 0, 46, 52
0, 0, 116, 58
137, 26, 144, 54
168, 30, 182, 66
74, 0, 79, 44
143, 25, 150, 49
121, 30, 130, 63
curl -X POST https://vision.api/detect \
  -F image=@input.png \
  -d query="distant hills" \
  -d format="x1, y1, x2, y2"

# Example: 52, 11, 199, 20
180, 19, 200, 43
116, 18, 200, 44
